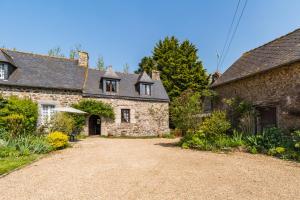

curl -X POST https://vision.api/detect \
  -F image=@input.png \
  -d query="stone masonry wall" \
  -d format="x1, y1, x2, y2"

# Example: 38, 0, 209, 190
0, 85, 169, 136
85, 97, 169, 137
213, 62, 300, 131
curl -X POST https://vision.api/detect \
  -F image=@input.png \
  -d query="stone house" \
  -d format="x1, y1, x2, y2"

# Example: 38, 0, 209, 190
0, 49, 169, 136
211, 28, 300, 133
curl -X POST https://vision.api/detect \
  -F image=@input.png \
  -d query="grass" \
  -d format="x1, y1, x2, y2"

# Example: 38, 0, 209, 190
0, 154, 39, 175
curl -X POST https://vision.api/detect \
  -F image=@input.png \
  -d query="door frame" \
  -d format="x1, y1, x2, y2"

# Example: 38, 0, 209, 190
88, 115, 101, 135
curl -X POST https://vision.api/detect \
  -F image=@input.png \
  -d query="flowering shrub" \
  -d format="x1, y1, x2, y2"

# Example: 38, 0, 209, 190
47, 131, 68, 150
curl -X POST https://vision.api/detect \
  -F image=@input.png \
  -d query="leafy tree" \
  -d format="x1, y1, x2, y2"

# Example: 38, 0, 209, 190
69, 44, 83, 59
48, 47, 65, 57
135, 36, 209, 100
123, 63, 129, 74
135, 57, 156, 74
170, 89, 203, 134
97, 56, 105, 71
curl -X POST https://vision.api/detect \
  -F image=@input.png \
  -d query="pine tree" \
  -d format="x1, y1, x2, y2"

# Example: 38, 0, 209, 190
136, 36, 209, 100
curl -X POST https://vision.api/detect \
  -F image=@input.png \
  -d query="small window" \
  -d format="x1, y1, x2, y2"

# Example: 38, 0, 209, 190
106, 80, 117, 92
41, 104, 55, 123
121, 109, 130, 123
144, 84, 151, 96
0, 63, 8, 80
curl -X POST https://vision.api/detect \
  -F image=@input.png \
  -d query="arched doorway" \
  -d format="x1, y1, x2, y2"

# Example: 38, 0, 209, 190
89, 115, 101, 135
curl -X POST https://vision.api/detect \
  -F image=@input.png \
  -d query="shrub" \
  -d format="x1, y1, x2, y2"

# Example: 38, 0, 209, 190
292, 130, 300, 149
170, 89, 203, 134
8, 135, 52, 154
49, 113, 75, 135
47, 131, 69, 150
2, 114, 25, 138
200, 111, 231, 137
0, 146, 20, 158
0, 96, 38, 135
162, 132, 175, 139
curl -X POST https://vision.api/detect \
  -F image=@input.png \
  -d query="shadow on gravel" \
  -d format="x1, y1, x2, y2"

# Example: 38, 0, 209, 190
154, 142, 179, 148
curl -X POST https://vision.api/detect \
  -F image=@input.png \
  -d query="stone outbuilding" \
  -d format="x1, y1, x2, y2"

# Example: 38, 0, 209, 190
0, 49, 169, 136
211, 28, 300, 133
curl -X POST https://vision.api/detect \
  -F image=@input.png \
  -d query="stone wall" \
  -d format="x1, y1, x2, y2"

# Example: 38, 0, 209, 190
212, 62, 300, 131
85, 97, 169, 137
0, 85, 169, 136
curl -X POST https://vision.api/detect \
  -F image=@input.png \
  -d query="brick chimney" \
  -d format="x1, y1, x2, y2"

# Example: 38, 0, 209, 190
78, 51, 89, 67
151, 70, 160, 80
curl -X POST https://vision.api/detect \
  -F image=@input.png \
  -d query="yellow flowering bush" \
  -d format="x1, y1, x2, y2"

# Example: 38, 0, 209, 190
47, 131, 68, 150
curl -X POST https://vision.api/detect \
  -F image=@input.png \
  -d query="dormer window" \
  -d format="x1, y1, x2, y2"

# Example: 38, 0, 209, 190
0, 63, 8, 80
106, 79, 117, 92
136, 71, 154, 97
144, 84, 151, 96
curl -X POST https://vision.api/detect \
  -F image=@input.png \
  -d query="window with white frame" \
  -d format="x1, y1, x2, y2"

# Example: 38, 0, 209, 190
144, 84, 151, 96
0, 63, 8, 80
41, 105, 55, 123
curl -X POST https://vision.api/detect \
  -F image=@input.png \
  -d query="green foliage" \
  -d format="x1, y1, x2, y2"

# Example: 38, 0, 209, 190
170, 89, 202, 134
0, 95, 38, 135
49, 112, 75, 135
96, 55, 105, 71
162, 132, 175, 139
245, 128, 300, 160
224, 97, 255, 133
48, 46, 65, 57
180, 130, 243, 152
47, 131, 69, 150
0, 154, 38, 175
2, 114, 25, 138
69, 44, 83, 59
135, 36, 209, 100
200, 111, 231, 137
72, 99, 115, 130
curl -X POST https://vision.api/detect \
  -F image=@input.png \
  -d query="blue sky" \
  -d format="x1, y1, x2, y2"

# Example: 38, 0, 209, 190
1, 0, 300, 73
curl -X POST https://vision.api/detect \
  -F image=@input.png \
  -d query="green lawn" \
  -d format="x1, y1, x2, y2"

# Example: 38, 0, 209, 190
0, 155, 39, 175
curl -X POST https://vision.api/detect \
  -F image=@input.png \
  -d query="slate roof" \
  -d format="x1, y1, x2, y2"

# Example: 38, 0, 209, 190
102, 66, 120, 79
0, 49, 85, 90
0, 49, 169, 102
137, 71, 154, 83
212, 28, 300, 87
83, 69, 169, 101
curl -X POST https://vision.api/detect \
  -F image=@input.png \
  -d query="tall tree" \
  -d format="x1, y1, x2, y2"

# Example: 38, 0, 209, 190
135, 36, 209, 100
96, 56, 105, 71
123, 63, 129, 74
48, 47, 65, 57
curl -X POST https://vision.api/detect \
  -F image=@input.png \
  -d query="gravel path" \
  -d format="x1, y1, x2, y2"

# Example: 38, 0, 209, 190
1, 137, 300, 200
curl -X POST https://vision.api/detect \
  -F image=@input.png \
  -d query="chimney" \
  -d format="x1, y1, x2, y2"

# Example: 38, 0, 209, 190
78, 51, 89, 67
211, 71, 222, 84
151, 70, 160, 80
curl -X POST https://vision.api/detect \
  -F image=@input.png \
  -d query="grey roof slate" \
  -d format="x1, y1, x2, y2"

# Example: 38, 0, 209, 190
0, 49, 85, 90
212, 28, 300, 87
83, 69, 169, 102
137, 71, 154, 83
0, 49, 169, 102
102, 66, 120, 79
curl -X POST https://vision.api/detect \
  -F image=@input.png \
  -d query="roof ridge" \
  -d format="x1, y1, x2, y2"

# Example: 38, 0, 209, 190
243, 27, 300, 55
0, 48, 79, 62
88, 67, 139, 76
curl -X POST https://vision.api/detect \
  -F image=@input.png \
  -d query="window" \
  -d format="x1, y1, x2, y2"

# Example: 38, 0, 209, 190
121, 109, 130, 123
105, 80, 117, 92
144, 84, 151, 96
41, 105, 55, 123
0, 63, 8, 80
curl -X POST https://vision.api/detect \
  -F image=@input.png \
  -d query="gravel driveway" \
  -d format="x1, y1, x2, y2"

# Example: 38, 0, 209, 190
1, 137, 300, 200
